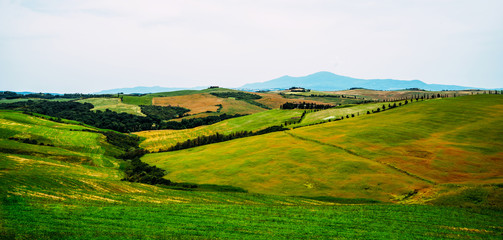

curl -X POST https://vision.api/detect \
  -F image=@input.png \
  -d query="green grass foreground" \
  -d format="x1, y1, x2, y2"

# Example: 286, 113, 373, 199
2, 199, 502, 239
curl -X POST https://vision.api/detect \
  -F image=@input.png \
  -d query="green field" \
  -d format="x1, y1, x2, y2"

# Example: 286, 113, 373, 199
77, 98, 146, 116
122, 88, 240, 106
294, 101, 406, 126
136, 109, 305, 152
142, 131, 426, 200
2, 95, 503, 239
3, 200, 502, 239
142, 95, 503, 205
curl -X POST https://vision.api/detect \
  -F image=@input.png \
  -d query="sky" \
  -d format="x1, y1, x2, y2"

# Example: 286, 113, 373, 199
1, 0, 502, 93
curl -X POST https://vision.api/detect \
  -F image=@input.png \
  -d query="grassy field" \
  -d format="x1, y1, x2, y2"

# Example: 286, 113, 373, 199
142, 131, 427, 200
121, 87, 241, 106
1, 103, 503, 239
294, 101, 406, 126
135, 109, 305, 152
254, 92, 329, 109
77, 98, 146, 116
142, 95, 503, 205
152, 93, 265, 116
290, 95, 503, 185
3, 200, 502, 239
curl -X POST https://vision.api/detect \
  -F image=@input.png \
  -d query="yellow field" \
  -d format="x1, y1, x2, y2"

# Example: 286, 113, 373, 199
152, 93, 265, 115
141, 95, 503, 202
142, 131, 427, 201
135, 109, 305, 152
255, 92, 327, 109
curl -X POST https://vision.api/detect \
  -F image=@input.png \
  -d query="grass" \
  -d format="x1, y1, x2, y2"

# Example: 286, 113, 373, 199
135, 109, 305, 152
121, 88, 240, 106
77, 98, 145, 116
2, 99, 503, 239
3, 200, 502, 239
152, 93, 265, 116
254, 92, 330, 109
142, 95, 503, 205
142, 131, 427, 201
296, 101, 406, 126
290, 95, 503, 185
0, 110, 122, 168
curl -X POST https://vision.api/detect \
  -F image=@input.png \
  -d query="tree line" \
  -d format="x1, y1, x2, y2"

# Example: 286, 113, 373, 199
139, 105, 190, 121
210, 92, 262, 100
0, 100, 243, 133
159, 114, 245, 130
0, 91, 115, 100
108, 131, 246, 192
210, 92, 271, 110
280, 102, 334, 110
280, 92, 363, 99
159, 125, 288, 152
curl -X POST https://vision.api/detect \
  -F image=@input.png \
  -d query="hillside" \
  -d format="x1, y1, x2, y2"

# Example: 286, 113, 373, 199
121, 87, 240, 106
94, 86, 206, 94
241, 71, 474, 91
152, 93, 265, 115
135, 109, 305, 152
77, 98, 146, 116
2, 98, 503, 238
142, 95, 503, 204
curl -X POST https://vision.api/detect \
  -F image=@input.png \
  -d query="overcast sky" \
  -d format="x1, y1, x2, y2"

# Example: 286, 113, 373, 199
1, 0, 502, 93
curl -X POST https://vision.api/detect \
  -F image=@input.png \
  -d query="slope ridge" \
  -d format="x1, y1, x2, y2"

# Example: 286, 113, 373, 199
142, 95, 503, 202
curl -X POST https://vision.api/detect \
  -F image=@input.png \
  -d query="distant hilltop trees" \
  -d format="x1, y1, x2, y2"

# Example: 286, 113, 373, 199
288, 87, 310, 92
0, 91, 114, 100
280, 102, 334, 110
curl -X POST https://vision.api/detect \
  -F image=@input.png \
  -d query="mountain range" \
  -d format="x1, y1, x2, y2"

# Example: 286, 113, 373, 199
93, 72, 484, 94
239, 71, 476, 91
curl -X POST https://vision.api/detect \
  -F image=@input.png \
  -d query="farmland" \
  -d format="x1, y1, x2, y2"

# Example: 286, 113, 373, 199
1, 93, 503, 239
77, 98, 146, 116
135, 109, 305, 152
152, 93, 265, 116
142, 95, 503, 205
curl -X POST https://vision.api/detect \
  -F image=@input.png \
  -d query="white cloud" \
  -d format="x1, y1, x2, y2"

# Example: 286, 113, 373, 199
1, 0, 502, 92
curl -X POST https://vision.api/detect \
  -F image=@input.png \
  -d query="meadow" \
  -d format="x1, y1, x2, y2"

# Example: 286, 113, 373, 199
152, 93, 265, 116
3, 199, 502, 239
142, 95, 503, 206
77, 98, 145, 116
294, 101, 406, 126
136, 109, 305, 152
121, 88, 241, 106
1, 94, 503, 239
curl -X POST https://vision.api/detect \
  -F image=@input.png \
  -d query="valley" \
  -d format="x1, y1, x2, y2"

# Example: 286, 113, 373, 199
1, 88, 502, 239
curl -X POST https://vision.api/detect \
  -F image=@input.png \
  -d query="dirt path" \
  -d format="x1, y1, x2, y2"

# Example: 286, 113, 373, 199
284, 131, 436, 185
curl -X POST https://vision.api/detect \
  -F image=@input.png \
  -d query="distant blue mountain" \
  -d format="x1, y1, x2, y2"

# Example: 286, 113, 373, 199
94, 86, 206, 94
240, 71, 476, 91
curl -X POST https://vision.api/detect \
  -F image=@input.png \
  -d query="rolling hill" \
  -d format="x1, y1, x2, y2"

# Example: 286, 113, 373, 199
240, 71, 475, 91
135, 109, 305, 152
77, 98, 146, 116
94, 86, 206, 94
2, 93, 503, 239
142, 95, 503, 204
